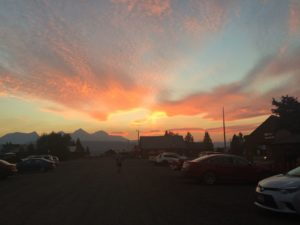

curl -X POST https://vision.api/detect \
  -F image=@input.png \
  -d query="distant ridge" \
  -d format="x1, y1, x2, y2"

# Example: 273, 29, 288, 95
0, 129, 128, 145
0, 132, 39, 144
71, 129, 128, 142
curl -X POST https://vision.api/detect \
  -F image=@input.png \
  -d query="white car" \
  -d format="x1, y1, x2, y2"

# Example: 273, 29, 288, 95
155, 152, 187, 165
23, 154, 55, 163
255, 166, 300, 214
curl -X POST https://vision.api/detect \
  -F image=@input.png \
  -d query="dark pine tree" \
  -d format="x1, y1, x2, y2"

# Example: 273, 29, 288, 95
272, 95, 300, 132
230, 132, 244, 155
184, 132, 194, 143
36, 132, 72, 160
202, 131, 214, 151
75, 138, 85, 158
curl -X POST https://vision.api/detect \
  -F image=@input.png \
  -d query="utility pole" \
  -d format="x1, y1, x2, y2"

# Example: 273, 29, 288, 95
136, 129, 140, 147
223, 107, 227, 152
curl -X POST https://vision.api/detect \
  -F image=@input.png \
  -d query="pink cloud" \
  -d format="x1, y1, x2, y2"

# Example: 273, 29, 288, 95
183, 0, 233, 37
155, 47, 300, 121
289, 1, 300, 35
112, 0, 170, 16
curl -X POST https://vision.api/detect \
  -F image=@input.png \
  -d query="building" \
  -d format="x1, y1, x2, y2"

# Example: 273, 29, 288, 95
139, 135, 186, 156
245, 115, 300, 170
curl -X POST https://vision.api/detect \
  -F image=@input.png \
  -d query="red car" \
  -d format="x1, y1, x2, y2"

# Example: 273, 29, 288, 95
0, 159, 18, 179
181, 154, 272, 185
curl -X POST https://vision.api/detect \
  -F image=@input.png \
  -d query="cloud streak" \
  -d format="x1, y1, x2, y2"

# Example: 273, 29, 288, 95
0, 0, 299, 128
289, 1, 300, 35
155, 46, 300, 121
111, 0, 170, 17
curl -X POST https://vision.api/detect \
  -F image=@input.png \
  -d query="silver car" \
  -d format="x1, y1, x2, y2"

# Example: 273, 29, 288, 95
255, 166, 300, 214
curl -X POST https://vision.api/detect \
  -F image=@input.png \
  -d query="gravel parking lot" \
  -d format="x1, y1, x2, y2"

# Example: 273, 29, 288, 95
0, 158, 298, 225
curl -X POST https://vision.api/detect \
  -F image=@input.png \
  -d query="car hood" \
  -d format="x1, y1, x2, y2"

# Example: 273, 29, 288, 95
259, 174, 300, 189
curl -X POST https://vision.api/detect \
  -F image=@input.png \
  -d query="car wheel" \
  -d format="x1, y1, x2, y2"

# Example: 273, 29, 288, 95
203, 172, 217, 185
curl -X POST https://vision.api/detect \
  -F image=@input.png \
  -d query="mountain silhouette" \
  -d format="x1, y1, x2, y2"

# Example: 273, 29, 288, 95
71, 129, 128, 142
0, 132, 39, 144
0, 129, 128, 145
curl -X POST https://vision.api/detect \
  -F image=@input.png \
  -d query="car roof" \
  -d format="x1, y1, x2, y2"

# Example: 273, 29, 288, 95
0, 159, 12, 165
191, 153, 246, 162
162, 152, 179, 155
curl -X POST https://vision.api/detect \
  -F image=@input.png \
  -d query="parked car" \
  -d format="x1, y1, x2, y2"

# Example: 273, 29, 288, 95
198, 151, 222, 157
170, 158, 187, 170
22, 154, 55, 163
0, 159, 17, 179
155, 152, 187, 165
17, 158, 56, 172
52, 156, 60, 164
148, 153, 159, 163
255, 166, 300, 214
181, 154, 272, 184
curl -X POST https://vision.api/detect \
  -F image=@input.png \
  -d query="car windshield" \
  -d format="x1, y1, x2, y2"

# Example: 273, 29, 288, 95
287, 167, 300, 177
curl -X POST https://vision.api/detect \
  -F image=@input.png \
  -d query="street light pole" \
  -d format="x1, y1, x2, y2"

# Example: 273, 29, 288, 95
223, 107, 227, 152
136, 129, 140, 147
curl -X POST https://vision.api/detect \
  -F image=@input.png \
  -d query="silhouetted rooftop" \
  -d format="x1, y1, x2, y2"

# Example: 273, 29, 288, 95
140, 135, 185, 150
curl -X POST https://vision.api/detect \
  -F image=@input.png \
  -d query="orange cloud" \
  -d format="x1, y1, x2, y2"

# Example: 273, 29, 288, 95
169, 128, 205, 133
140, 129, 164, 136
155, 46, 300, 121
109, 131, 129, 136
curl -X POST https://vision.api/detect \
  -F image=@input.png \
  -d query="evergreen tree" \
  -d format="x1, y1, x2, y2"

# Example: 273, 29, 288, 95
36, 132, 72, 160
272, 95, 300, 132
184, 132, 194, 143
230, 133, 244, 155
75, 138, 85, 157
164, 130, 177, 136
202, 131, 214, 151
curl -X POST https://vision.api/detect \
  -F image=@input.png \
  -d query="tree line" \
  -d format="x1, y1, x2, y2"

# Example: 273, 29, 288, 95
1, 132, 90, 161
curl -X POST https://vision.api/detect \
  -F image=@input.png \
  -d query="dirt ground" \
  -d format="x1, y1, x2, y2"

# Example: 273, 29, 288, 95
0, 158, 298, 225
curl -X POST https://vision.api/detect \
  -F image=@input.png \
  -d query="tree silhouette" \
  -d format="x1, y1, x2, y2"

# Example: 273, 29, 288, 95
36, 132, 72, 160
75, 138, 85, 158
27, 143, 36, 155
164, 130, 178, 136
1, 142, 15, 153
202, 131, 214, 151
184, 132, 194, 143
272, 95, 300, 132
230, 132, 244, 155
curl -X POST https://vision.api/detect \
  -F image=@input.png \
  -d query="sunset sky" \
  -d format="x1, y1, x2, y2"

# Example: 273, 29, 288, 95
0, 0, 300, 141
